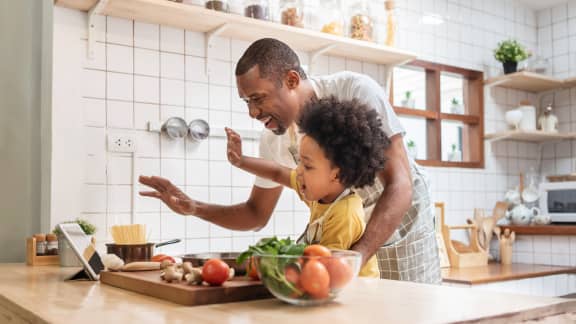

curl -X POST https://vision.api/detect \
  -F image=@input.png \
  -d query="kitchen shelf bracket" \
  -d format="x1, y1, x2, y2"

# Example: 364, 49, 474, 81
309, 44, 337, 75
205, 23, 229, 76
87, 0, 108, 59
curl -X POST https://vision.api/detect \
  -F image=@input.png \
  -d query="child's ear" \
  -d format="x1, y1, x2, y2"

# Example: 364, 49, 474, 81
330, 167, 340, 182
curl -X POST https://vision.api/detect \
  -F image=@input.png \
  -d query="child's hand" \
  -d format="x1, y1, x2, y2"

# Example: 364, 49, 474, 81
225, 127, 244, 167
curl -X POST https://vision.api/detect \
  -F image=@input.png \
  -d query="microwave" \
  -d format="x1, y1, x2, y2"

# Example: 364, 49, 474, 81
539, 181, 576, 223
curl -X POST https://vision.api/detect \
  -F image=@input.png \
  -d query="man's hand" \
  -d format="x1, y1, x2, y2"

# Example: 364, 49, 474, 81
139, 175, 196, 215
225, 127, 244, 167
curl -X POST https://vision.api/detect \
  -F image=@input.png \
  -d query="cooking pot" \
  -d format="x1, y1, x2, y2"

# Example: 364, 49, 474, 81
106, 239, 181, 263
180, 252, 247, 275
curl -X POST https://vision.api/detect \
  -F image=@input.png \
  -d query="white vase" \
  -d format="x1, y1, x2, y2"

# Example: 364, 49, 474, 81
518, 104, 536, 131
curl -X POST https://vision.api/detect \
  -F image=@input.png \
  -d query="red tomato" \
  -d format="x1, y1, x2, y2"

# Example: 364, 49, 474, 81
151, 254, 166, 262
300, 259, 330, 299
247, 256, 259, 280
323, 258, 353, 289
152, 254, 175, 264
284, 265, 300, 285
202, 259, 230, 286
303, 245, 332, 257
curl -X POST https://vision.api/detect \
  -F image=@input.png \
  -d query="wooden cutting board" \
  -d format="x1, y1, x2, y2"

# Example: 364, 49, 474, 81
100, 270, 272, 306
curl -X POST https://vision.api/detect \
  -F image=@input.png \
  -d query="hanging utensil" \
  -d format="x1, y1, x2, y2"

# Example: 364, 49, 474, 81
162, 117, 189, 139
188, 119, 210, 141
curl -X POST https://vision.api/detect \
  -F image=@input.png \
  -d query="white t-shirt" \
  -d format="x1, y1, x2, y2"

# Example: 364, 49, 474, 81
254, 71, 406, 189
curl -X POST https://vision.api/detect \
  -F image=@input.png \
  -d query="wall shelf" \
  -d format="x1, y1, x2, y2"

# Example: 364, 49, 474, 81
54, 0, 416, 67
565, 77, 576, 88
484, 72, 565, 93
498, 225, 576, 236
484, 130, 576, 143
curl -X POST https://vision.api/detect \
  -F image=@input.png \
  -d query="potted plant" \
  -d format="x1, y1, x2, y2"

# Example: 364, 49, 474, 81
401, 90, 415, 108
406, 139, 417, 159
53, 218, 97, 267
450, 98, 464, 114
493, 39, 530, 74
448, 143, 462, 162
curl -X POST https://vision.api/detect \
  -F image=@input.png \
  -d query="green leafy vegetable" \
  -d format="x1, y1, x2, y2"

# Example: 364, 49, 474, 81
237, 236, 306, 297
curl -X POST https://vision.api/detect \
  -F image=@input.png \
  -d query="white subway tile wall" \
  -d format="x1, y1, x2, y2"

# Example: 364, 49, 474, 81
54, 1, 576, 270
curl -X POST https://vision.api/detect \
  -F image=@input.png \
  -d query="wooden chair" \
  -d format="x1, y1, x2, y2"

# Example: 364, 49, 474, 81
436, 202, 488, 268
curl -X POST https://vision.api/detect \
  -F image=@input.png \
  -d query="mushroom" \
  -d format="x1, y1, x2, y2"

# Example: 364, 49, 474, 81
184, 268, 203, 285
182, 262, 194, 275
163, 266, 183, 283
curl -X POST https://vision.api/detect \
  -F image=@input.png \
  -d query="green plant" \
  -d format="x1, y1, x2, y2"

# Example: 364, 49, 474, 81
52, 218, 97, 236
451, 98, 459, 105
407, 139, 415, 148
493, 39, 531, 63
451, 143, 457, 151
404, 91, 412, 99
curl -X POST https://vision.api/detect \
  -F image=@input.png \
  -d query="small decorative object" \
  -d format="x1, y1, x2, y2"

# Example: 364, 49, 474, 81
401, 90, 415, 108
384, 0, 397, 46
495, 227, 515, 265
507, 204, 540, 225
532, 213, 551, 225
448, 143, 461, 162
53, 218, 97, 267
504, 109, 523, 130
162, 117, 189, 140
518, 100, 536, 131
188, 119, 210, 141
406, 139, 417, 159
493, 39, 531, 74
449, 98, 464, 114
538, 104, 558, 133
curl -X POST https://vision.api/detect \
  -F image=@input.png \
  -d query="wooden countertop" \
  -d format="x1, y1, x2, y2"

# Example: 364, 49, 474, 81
0, 264, 575, 324
442, 263, 576, 285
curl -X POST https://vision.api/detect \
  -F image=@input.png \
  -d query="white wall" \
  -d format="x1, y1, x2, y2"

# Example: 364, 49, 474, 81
0, 0, 52, 262
50, 0, 576, 266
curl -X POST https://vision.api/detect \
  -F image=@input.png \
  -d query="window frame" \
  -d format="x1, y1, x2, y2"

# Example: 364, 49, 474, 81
390, 60, 484, 168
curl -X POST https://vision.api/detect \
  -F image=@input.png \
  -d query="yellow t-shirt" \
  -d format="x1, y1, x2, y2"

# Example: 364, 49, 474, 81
290, 171, 379, 278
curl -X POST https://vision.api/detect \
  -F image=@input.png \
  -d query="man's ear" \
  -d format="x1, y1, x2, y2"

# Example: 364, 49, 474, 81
285, 70, 301, 89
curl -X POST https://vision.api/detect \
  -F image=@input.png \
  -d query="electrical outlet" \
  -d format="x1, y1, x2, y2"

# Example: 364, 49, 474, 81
107, 134, 136, 153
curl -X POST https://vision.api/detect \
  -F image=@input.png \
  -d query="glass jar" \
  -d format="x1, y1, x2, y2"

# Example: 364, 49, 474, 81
317, 0, 344, 36
205, 0, 229, 12
46, 234, 59, 255
348, 1, 374, 42
244, 0, 269, 20
34, 234, 46, 256
280, 0, 304, 27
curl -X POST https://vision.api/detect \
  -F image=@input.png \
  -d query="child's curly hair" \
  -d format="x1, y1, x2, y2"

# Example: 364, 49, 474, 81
297, 97, 390, 188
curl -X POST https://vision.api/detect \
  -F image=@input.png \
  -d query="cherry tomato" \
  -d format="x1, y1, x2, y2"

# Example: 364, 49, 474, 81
151, 254, 166, 262
303, 244, 332, 257
323, 258, 353, 289
247, 256, 259, 280
300, 259, 330, 299
202, 259, 230, 286
152, 254, 175, 264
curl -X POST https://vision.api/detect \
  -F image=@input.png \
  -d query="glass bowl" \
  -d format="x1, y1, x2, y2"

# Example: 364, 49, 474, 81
254, 250, 361, 306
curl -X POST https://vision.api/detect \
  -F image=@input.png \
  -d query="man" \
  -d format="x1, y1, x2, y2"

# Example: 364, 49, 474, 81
140, 38, 441, 284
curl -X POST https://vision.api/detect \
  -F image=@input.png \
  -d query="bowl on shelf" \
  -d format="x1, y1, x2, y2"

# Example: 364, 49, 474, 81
254, 250, 361, 306
505, 109, 523, 130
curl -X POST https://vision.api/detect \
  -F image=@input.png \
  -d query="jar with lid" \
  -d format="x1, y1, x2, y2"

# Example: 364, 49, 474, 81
279, 0, 304, 27
348, 0, 374, 42
46, 234, 59, 255
244, 0, 269, 20
34, 234, 46, 256
316, 0, 344, 36
205, 0, 229, 12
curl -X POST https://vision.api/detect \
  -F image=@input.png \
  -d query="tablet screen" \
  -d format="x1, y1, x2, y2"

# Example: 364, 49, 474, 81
58, 223, 105, 280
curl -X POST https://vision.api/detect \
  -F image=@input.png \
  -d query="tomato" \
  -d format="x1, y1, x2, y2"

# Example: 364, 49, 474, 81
152, 254, 175, 264
323, 258, 353, 289
247, 256, 259, 280
284, 264, 300, 285
300, 259, 330, 299
202, 259, 230, 286
303, 244, 332, 258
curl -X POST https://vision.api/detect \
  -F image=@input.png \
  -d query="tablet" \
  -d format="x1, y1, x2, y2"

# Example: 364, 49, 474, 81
58, 223, 105, 280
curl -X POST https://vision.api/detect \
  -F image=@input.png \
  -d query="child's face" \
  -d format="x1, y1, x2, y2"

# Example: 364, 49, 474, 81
296, 135, 342, 202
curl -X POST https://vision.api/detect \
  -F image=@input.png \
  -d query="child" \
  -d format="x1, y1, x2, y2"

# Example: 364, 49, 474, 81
225, 97, 389, 277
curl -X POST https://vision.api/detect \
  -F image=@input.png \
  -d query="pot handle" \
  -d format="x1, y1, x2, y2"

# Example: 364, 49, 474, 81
155, 238, 181, 248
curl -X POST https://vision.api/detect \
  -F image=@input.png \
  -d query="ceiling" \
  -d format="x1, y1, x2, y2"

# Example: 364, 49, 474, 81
516, 0, 568, 10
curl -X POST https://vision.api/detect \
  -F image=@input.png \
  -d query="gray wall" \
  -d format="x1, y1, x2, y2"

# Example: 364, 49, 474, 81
0, 0, 52, 262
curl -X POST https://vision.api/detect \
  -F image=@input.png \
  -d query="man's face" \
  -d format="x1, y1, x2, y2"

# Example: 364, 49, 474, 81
236, 66, 300, 135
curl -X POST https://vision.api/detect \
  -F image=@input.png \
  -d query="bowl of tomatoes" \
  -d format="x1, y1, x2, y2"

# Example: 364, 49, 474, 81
254, 245, 361, 306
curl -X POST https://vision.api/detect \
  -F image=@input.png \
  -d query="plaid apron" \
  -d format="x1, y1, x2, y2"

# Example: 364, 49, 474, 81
355, 163, 442, 284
